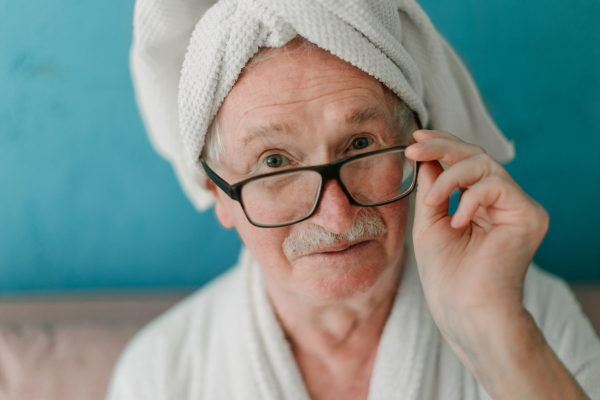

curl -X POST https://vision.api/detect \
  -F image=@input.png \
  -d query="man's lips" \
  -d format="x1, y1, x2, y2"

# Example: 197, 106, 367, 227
303, 239, 369, 257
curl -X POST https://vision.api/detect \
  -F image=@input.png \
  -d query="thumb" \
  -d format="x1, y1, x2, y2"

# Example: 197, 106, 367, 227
414, 161, 447, 231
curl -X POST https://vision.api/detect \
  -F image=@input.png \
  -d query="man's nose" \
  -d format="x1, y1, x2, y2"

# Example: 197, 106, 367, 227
309, 179, 360, 234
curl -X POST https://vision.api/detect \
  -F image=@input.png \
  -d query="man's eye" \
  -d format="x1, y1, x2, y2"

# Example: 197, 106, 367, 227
349, 137, 372, 150
264, 154, 290, 168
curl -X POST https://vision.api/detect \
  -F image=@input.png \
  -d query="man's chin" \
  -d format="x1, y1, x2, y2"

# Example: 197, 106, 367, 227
290, 241, 389, 301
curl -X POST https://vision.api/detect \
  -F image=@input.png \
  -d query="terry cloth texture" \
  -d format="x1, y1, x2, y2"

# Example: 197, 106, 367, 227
105, 246, 600, 400
131, 0, 515, 211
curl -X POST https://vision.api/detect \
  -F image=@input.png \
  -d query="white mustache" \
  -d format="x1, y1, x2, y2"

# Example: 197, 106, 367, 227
282, 207, 387, 257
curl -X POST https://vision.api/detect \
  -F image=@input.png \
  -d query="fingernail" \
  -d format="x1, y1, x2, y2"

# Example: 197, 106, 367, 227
406, 143, 421, 154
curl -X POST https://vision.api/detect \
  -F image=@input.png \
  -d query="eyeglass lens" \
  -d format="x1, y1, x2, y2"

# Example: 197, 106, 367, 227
239, 149, 413, 226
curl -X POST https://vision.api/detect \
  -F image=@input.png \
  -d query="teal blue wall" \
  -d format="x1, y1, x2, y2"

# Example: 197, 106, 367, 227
0, 0, 598, 294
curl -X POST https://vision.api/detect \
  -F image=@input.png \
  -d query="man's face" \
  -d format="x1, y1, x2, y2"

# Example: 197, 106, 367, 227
209, 43, 410, 301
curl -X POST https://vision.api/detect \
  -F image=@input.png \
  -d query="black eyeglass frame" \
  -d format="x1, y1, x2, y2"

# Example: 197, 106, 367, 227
199, 113, 422, 228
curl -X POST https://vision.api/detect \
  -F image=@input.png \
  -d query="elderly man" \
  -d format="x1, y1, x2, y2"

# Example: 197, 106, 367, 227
107, 0, 600, 399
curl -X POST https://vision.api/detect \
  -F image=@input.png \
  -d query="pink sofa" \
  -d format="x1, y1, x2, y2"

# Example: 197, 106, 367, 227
0, 287, 598, 400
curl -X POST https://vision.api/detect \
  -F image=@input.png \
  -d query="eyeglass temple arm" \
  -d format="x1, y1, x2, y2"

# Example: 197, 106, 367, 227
199, 157, 235, 198
414, 112, 424, 130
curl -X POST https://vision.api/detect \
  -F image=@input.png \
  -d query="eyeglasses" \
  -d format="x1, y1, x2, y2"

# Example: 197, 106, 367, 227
200, 146, 419, 228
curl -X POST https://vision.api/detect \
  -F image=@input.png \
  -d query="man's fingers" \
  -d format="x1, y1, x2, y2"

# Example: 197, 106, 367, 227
406, 136, 486, 167
412, 129, 459, 142
407, 129, 540, 233
450, 175, 529, 229
414, 160, 447, 229
424, 154, 512, 207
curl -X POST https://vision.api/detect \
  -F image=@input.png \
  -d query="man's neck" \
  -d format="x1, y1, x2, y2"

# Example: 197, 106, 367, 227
263, 261, 402, 400
264, 259, 403, 365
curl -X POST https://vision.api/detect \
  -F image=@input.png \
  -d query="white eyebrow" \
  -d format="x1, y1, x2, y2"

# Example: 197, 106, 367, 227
236, 121, 297, 154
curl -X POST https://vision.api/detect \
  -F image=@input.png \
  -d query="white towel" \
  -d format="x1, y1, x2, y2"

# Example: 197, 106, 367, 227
131, 0, 515, 211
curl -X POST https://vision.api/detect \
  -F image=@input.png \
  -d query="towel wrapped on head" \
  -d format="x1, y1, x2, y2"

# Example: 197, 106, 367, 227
131, 0, 514, 211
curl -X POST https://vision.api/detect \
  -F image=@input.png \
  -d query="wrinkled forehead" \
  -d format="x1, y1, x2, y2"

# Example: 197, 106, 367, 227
216, 42, 401, 152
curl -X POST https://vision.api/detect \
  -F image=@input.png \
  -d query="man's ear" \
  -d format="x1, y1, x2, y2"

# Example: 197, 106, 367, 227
205, 178, 236, 229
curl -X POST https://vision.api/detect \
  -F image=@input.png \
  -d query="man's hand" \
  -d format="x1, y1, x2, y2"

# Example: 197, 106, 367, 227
406, 129, 548, 338
405, 130, 589, 400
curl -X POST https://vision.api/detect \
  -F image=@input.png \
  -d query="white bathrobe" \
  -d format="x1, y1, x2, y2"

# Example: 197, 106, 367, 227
106, 244, 600, 400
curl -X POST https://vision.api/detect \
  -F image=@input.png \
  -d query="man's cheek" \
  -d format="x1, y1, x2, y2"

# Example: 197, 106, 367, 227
378, 200, 408, 229
237, 221, 289, 258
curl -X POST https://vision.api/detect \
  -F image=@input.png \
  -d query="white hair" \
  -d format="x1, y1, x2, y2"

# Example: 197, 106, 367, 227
201, 37, 417, 169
